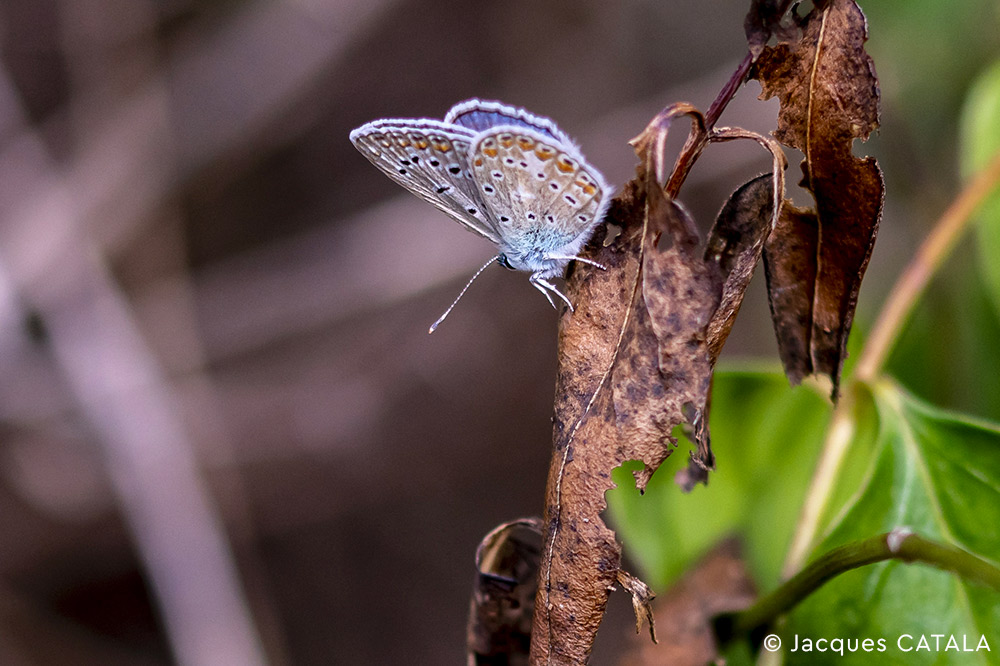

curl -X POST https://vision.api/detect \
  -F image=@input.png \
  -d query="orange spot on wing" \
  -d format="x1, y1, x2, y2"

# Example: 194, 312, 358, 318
556, 158, 575, 173
576, 180, 597, 195
415, 139, 429, 149
483, 147, 498, 157
474, 158, 483, 166
535, 146, 554, 160
517, 136, 535, 150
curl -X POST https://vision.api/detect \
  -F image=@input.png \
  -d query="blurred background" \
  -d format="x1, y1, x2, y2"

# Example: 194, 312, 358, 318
0, 0, 997, 664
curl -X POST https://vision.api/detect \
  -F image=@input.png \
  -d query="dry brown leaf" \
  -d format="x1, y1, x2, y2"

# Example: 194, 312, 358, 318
527, 177, 717, 663
704, 172, 780, 364
752, 0, 884, 396
525, 1, 884, 658
616, 569, 657, 644
617, 539, 757, 666
744, 0, 801, 59
528, 117, 778, 663
467, 518, 543, 665
527, 179, 655, 665
763, 202, 820, 383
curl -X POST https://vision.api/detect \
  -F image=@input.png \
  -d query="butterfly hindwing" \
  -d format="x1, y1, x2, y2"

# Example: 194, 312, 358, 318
350, 119, 500, 243
468, 125, 609, 263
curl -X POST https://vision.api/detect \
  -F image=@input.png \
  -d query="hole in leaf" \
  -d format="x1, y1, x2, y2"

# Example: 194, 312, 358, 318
656, 231, 674, 252
603, 223, 622, 247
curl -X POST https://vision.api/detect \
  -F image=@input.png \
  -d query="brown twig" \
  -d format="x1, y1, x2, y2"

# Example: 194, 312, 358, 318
666, 51, 754, 197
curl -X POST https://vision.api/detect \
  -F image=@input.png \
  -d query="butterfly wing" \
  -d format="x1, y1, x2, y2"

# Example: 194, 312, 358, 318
467, 125, 610, 268
350, 119, 501, 243
445, 99, 570, 144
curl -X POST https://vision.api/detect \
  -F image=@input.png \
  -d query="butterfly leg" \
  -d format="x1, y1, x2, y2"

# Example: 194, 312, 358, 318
537, 283, 558, 309
530, 273, 574, 311
544, 253, 607, 271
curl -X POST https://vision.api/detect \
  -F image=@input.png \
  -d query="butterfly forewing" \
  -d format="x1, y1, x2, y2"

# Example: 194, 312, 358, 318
469, 126, 609, 261
350, 119, 500, 243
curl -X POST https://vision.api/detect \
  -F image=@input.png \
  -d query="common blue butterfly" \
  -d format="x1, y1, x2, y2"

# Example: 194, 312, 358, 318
350, 99, 611, 332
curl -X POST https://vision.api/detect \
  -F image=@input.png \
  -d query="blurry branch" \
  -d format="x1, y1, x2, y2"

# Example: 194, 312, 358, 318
188, 197, 489, 360
3, 0, 403, 266
0, 57, 269, 666
0, 0, 407, 660
167, 0, 405, 180
0, 0, 406, 411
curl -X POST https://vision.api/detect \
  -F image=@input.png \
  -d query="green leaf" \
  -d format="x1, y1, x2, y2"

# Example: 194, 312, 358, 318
606, 369, 830, 590
960, 59, 1000, 320
784, 381, 1000, 665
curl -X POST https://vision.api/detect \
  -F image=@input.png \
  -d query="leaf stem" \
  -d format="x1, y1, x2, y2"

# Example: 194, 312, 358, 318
855, 147, 1000, 382
706, 51, 755, 129
719, 529, 1000, 647
666, 51, 754, 197
782, 398, 857, 574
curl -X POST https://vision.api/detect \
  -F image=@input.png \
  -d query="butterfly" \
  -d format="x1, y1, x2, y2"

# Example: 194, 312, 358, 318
349, 99, 611, 332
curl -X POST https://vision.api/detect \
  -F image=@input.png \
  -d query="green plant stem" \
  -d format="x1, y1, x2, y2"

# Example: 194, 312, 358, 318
855, 147, 1000, 382
720, 530, 1000, 645
782, 398, 857, 575
783, 148, 1000, 575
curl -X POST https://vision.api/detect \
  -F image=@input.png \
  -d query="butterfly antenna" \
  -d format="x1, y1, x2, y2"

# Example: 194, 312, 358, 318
428, 255, 500, 334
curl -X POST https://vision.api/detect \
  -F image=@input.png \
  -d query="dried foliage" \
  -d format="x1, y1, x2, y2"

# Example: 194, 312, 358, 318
528, 118, 782, 662
467, 519, 543, 665
521, 0, 883, 661
753, 0, 884, 395
744, 0, 799, 59
617, 540, 756, 666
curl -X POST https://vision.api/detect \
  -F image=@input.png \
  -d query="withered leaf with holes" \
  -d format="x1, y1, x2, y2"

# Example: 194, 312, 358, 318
618, 539, 757, 666
529, 132, 776, 662
467, 518, 542, 665
752, 0, 884, 397
744, 0, 801, 60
